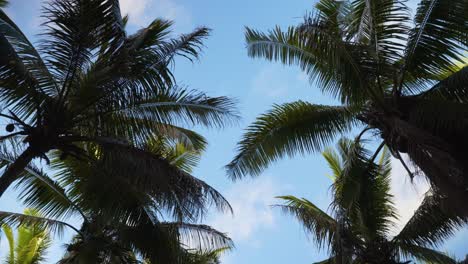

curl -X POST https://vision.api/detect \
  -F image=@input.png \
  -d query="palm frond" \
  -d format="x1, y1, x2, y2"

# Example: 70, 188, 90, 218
245, 24, 372, 104
394, 191, 468, 248
419, 66, 468, 103
276, 195, 336, 250
166, 143, 202, 174
313, 257, 336, 264
0, 145, 83, 220
0, 10, 56, 117
110, 87, 239, 130
397, 243, 456, 264
162, 222, 233, 251
322, 146, 343, 179
2, 224, 15, 263
403, 0, 467, 84
0, 211, 80, 237
57, 138, 232, 221
348, 0, 410, 63
40, 0, 126, 87
227, 102, 358, 179
332, 139, 396, 239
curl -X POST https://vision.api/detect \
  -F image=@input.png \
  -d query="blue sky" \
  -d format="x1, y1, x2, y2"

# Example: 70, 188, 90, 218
1, 0, 467, 263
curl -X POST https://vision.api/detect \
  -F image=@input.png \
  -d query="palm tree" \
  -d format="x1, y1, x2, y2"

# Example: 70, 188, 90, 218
227, 0, 468, 214
182, 247, 230, 264
1, 208, 51, 264
0, 0, 237, 197
0, 137, 232, 263
142, 247, 230, 264
276, 139, 466, 263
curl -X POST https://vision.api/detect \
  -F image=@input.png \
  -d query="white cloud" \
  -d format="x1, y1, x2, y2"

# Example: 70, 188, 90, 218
389, 156, 430, 235
208, 177, 280, 245
119, 0, 150, 25
119, 0, 192, 31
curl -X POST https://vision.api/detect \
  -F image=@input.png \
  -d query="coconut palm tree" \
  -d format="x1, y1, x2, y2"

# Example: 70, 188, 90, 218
276, 139, 467, 263
142, 247, 230, 264
227, 0, 468, 214
182, 247, 230, 264
0, 0, 237, 198
1, 208, 51, 264
0, 137, 232, 263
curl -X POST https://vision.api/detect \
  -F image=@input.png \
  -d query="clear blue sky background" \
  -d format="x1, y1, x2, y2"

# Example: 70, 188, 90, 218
0, 0, 467, 263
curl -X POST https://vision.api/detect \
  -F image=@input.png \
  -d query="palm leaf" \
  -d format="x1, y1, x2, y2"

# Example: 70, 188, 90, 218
276, 195, 336, 250
0, 144, 84, 220
111, 87, 239, 129
348, 0, 410, 63
245, 24, 371, 104
332, 139, 396, 240
227, 102, 358, 179
397, 243, 456, 264
161, 222, 233, 251
394, 191, 468, 248
54, 138, 232, 222
2, 224, 15, 263
0, 11, 56, 117
419, 66, 468, 103
0, 211, 81, 237
402, 0, 467, 84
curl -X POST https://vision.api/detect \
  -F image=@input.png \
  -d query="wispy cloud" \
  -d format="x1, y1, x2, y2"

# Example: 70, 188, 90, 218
208, 176, 281, 245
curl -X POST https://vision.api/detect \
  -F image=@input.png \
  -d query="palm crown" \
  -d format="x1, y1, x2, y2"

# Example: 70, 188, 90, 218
0, 136, 232, 263
0, 0, 237, 197
277, 139, 467, 263
227, 0, 468, 215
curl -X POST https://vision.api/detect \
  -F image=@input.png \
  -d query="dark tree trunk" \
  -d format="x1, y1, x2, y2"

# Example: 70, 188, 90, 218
0, 147, 37, 197
361, 102, 468, 217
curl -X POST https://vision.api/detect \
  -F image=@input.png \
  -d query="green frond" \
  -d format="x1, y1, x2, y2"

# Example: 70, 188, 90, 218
166, 143, 202, 174
322, 146, 343, 179
40, 0, 126, 85
54, 138, 232, 222
403, 0, 467, 82
331, 139, 396, 239
420, 66, 468, 103
2, 224, 15, 263
14, 209, 52, 264
0, 211, 80, 237
313, 257, 336, 264
276, 195, 336, 250
0, 145, 82, 220
348, 0, 410, 62
227, 102, 358, 179
0, 10, 56, 117
162, 222, 233, 251
395, 191, 468, 248
397, 243, 456, 264
110, 87, 239, 130
245, 24, 371, 104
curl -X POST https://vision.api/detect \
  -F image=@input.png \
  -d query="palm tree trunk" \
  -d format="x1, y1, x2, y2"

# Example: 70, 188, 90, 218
0, 147, 36, 197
